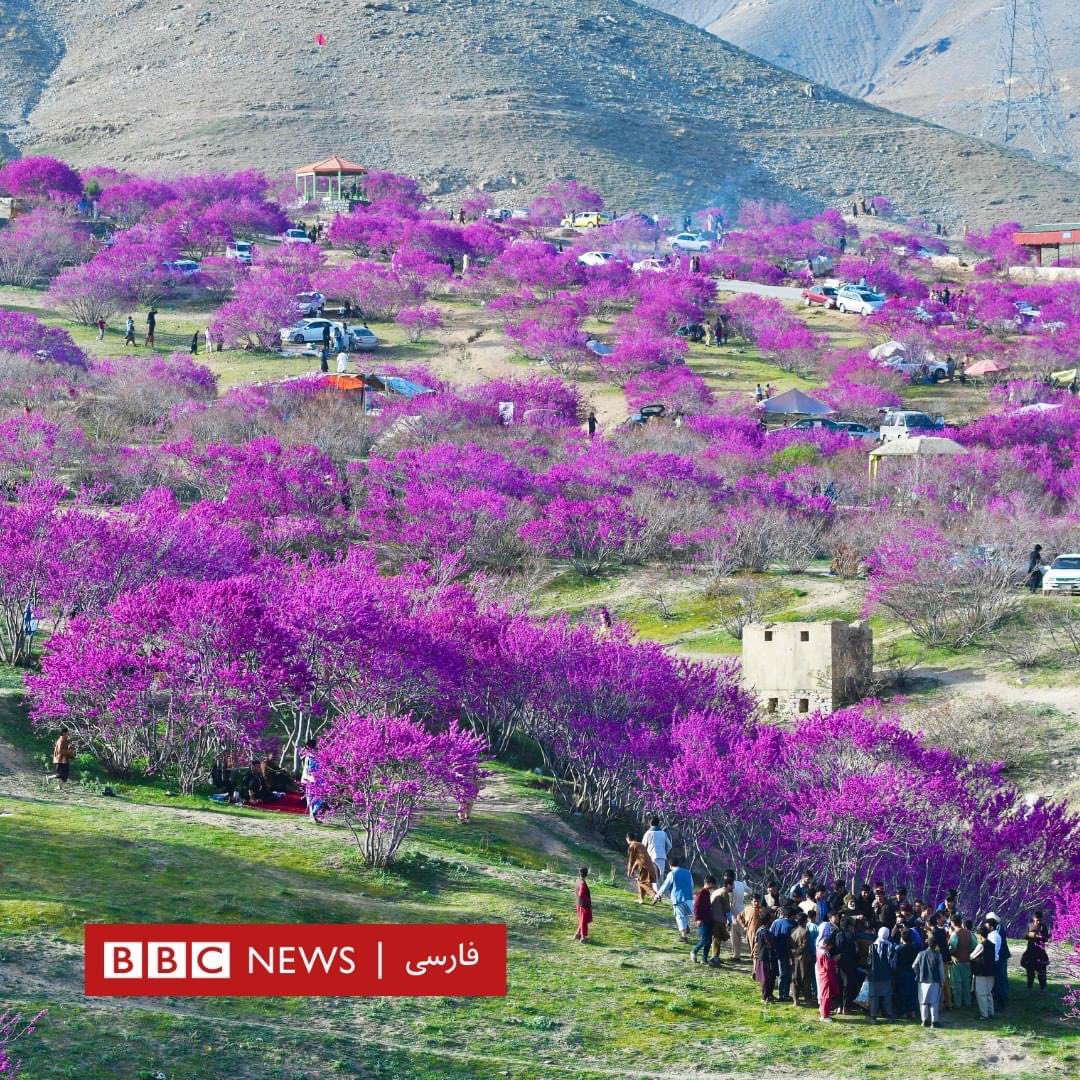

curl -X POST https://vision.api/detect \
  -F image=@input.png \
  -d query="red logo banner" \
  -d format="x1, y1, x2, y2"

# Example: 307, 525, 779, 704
84, 923, 507, 997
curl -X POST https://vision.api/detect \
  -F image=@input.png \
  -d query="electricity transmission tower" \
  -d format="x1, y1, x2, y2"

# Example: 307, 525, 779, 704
980, 0, 1072, 162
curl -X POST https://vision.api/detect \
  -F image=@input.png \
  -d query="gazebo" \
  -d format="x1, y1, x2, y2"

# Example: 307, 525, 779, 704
868, 435, 966, 481
294, 156, 368, 205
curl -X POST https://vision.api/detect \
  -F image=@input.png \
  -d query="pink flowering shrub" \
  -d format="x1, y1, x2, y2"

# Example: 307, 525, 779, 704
395, 305, 443, 342
0, 208, 92, 287
211, 267, 304, 349
0, 1009, 46, 1078
320, 261, 423, 321
307, 712, 485, 865
519, 495, 644, 574
0, 156, 81, 203
0, 311, 88, 369
1057, 886, 1080, 1020
625, 365, 713, 415
864, 524, 1023, 646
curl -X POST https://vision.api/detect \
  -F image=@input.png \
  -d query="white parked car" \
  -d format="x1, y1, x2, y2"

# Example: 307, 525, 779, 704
667, 232, 712, 253
295, 291, 326, 316
576, 250, 617, 267
1042, 554, 1080, 595
836, 284, 886, 315
280, 319, 378, 351
162, 259, 200, 279
882, 354, 950, 381
878, 410, 945, 442
226, 241, 253, 264
283, 228, 313, 244
632, 257, 667, 273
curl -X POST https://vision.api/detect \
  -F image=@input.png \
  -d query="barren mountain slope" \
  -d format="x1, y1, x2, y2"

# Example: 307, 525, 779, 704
11, 0, 1078, 225
649, 0, 1080, 165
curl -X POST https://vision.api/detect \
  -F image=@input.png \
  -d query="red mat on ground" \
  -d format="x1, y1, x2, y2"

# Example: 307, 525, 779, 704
247, 792, 308, 815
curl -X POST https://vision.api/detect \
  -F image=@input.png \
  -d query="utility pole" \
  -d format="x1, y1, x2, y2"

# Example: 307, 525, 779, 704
980, 0, 1073, 165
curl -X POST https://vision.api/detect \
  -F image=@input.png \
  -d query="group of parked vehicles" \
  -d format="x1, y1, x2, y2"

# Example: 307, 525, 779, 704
802, 282, 886, 315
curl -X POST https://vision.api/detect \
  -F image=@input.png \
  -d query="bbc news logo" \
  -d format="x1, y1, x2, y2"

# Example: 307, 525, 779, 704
103, 940, 230, 980
85, 924, 506, 997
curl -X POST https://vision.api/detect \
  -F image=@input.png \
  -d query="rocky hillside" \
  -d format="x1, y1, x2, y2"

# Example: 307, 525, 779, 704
649, 0, 1080, 167
7, 0, 1078, 226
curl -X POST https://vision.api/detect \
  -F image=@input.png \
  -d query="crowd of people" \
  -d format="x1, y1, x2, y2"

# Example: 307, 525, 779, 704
617, 822, 1052, 1025
210, 752, 292, 805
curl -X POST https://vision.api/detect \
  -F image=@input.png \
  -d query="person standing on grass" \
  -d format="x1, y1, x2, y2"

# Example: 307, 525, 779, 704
1027, 545, 1044, 592
642, 817, 671, 882
190, 330, 200, 355
769, 905, 796, 1002
1020, 911, 1050, 993
725, 871, 748, 961
145, 308, 157, 348
654, 856, 694, 943
299, 743, 326, 823
573, 866, 592, 943
96, 316, 106, 341
893, 928, 919, 1018
948, 914, 974, 1009
741, 895, 767, 970
986, 913, 1010, 1011
691, 875, 716, 964
336, 350, 350, 374
971, 927, 996, 1019
587, 410, 597, 439
754, 920, 778, 1003
790, 911, 813, 1005
124, 316, 136, 349
52, 727, 75, 784
815, 915, 841, 1021
866, 926, 897, 1022
913, 934, 946, 1027
709, 878, 731, 964
204, 326, 213, 354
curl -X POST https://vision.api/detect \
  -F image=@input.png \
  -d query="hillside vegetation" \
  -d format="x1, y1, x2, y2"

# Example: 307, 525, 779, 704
0, 0, 1070, 226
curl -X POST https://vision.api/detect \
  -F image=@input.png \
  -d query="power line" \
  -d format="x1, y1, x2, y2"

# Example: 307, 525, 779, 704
980, 0, 1073, 164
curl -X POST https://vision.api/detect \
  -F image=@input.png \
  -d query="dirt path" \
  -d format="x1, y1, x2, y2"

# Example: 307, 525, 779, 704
926, 666, 1080, 718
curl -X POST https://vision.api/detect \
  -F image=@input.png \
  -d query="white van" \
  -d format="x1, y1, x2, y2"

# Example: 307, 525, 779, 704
878, 410, 945, 442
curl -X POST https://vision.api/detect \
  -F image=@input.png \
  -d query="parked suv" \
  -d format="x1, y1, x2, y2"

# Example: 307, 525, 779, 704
836, 284, 886, 315
878, 410, 945, 442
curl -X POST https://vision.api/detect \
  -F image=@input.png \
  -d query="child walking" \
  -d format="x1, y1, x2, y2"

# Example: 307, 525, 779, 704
573, 866, 592, 943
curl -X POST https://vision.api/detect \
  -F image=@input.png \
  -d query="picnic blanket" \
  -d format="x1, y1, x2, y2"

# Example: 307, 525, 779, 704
246, 792, 308, 815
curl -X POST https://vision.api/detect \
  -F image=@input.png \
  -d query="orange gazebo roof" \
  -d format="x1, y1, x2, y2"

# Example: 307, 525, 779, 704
295, 156, 368, 177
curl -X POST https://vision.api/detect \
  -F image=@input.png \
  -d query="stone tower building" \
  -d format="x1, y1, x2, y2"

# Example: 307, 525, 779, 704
741, 620, 873, 719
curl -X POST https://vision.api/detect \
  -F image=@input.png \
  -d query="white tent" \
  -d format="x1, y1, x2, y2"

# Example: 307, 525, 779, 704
869, 340, 907, 362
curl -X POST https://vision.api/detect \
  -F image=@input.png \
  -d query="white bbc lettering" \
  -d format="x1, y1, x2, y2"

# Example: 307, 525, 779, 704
191, 942, 230, 979
148, 942, 187, 979
104, 941, 143, 979
102, 940, 230, 980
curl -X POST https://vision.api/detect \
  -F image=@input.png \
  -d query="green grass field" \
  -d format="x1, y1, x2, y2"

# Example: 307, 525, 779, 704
1, 681, 1076, 1080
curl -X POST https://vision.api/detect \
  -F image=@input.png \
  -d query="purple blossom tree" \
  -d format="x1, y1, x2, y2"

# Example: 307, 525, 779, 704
306, 712, 486, 865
